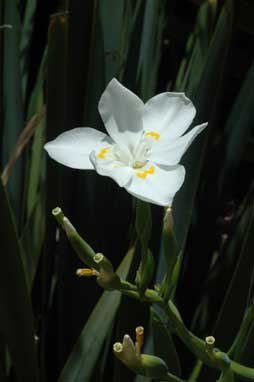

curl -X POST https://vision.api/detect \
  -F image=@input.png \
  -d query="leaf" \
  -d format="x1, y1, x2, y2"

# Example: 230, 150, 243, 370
137, 0, 166, 100
156, 0, 234, 293
2, 1, 24, 221
59, 248, 134, 381
99, 0, 125, 82
25, 47, 47, 218
150, 308, 181, 377
213, 200, 254, 350
20, 192, 45, 291
219, 62, 254, 194
173, 0, 234, 250
0, 177, 38, 381
20, 0, 38, 99
175, 0, 218, 94
228, 306, 254, 364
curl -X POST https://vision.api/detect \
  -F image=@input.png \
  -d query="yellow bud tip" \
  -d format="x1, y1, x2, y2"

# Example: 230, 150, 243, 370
205, 336, 215, 346
113, 342, 123, 353
94, 253, 104, 264
76, 268, 98, 277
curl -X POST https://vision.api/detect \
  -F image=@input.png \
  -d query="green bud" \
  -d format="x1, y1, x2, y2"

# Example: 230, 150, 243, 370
160, 208, 179, 301
136, 249, 154, 293
135, 200, 152, 244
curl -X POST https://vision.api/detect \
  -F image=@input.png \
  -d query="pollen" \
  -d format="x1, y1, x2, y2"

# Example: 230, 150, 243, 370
145, 131, 160, 140
76, 268, 99, 277
97, 147, 110, 159
136, 166, 155, 179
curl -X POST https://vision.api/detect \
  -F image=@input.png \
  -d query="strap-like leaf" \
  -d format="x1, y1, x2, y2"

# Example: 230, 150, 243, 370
59, 248, 134, 381
0, 178, 38, 381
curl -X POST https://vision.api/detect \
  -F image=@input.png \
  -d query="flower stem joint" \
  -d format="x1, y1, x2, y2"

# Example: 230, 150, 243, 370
93, 253, 121, 290
77, 253, 121, 291
113, 327, 169, 379
205, 336, 231, 371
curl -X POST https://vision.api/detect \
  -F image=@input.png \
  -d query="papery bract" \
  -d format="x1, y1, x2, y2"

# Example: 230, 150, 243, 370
45, 78, 207, 206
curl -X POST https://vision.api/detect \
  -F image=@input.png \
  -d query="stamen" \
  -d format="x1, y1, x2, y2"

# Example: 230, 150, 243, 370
98, 147, 110, 159
145, 131, 160, 140
136, 166, 155, 179
76, 268, 99, 277
135, 326, 144, 354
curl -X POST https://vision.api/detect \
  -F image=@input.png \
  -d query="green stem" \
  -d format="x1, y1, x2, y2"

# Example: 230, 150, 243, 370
161, 371, 188, 382
118, 280, 254, 381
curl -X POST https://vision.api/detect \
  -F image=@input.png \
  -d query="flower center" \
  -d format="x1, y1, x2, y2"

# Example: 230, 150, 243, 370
113, 138, 151, 170
97, 133, 158, 170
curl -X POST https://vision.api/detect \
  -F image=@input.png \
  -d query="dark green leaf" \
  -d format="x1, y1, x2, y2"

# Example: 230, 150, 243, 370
219, 63, 254, 194
59, 248, 134, 381
20, 0, 38, 99
2, 2, 24, 220
174, 0, 234, 250
0, 178, 38, 381
20, 193, 45, 291
213, 200, 254, 350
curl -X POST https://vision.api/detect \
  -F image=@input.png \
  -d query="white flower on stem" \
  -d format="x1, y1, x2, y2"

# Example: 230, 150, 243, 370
44, 78, 207, 206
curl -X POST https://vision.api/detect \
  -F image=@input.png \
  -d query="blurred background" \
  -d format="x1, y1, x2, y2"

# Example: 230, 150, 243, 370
0, 0, 254, 381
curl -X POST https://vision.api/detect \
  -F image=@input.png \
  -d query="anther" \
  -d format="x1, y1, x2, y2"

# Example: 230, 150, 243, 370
76, 268, 99, 277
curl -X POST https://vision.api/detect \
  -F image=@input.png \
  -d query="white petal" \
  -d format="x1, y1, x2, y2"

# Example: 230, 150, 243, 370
125, 163, 185, 206
44, 128, 113, 169
143, 92, 196, 141
149, 123, 208, 166
98, 78, 144, 153
90, 150, 132, 187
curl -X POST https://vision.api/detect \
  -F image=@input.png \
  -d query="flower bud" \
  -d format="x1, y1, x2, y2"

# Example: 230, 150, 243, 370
160, 207, 179, 302
135, 200, 152, 244
136, 249, 154, 293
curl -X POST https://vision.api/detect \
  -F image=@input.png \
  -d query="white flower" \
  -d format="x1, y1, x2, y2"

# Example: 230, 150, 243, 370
44, 78, 207, 206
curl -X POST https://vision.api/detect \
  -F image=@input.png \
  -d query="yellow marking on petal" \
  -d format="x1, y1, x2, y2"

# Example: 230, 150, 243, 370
136, 165, 155, 179
97, 147, 110, 159
145, 131, 160, 140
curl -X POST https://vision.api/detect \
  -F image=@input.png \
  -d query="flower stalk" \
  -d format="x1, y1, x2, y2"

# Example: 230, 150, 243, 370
135, 199, 154, 293
160, 207, 179, 302
52, 207, 99, 270
52, 206, 254, 381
